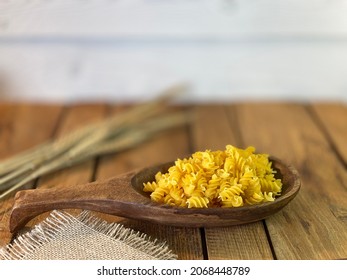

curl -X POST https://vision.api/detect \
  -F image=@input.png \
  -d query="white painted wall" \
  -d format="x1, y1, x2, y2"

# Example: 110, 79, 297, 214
0, 0, 346, 103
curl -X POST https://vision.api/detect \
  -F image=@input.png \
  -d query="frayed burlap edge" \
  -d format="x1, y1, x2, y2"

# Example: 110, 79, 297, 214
0, 210, 177, 260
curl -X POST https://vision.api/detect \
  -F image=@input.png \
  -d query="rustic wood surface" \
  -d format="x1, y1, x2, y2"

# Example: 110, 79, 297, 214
0, 102, 346, 260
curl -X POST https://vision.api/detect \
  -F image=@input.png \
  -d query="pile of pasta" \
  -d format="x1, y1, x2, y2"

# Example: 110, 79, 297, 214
143, 145, 282, 208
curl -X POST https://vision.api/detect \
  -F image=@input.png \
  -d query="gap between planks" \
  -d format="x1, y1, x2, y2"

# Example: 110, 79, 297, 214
234, 102, 347, 259
191, 104, 274, 260
305, 103, 347, 170
0, 104, 65, 246
85, 104, 205, 260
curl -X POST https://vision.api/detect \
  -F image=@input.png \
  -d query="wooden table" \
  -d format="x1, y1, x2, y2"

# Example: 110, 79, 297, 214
0, 102, 346, 260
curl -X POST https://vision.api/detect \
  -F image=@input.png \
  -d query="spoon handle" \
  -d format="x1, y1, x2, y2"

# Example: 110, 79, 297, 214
9, 171, 147, 232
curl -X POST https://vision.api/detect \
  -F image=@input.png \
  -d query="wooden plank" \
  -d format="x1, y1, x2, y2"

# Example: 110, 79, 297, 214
25, 104, 107, 229
1, 45, 347, 104
0, 104, 62, 157
93, 105, 204, 260
1, 0, 347, 36
191, 105, 274, 260
234, 103, 347, 259
0, 103, 18, 245
309, 103, 347, 166
0, 103, 17, 159
0, 104, 63, 246
36, 104, 107, 188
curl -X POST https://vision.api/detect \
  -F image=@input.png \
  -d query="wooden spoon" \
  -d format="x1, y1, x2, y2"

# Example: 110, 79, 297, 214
9, 157, 300, 233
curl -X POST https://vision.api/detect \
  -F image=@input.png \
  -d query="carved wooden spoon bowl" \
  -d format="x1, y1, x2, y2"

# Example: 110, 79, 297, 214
10, 157, 300, 232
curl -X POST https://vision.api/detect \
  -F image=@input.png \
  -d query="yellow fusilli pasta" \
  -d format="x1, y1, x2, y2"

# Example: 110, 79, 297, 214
143, 145, 282, 208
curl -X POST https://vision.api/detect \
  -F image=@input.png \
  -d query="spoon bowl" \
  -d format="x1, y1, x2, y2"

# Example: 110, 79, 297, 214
10, 156, 300, 232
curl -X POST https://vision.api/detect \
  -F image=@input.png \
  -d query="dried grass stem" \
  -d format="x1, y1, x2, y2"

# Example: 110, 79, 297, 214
0, 85, 189, 200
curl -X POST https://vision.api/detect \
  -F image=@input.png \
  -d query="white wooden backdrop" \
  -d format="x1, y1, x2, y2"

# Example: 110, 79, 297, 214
0, 0, 347, 103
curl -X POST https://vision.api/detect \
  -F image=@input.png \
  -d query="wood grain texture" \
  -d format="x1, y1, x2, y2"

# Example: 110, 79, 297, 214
310, 103, 347, 166
0, 103, 17, 159
234, 103, 347, 259
191, 105, 274, 259
0, 104, 18, 246
36, 104, 107, 188
93, 105, 204, 260
0, 104, 63, 246
1, 1, 347, 104
1, 102, 346, 260
25, 104, 107, 229
1, 45, 347, 103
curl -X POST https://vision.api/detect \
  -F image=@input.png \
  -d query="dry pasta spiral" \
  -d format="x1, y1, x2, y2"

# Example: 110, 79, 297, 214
143, 145, 282, 208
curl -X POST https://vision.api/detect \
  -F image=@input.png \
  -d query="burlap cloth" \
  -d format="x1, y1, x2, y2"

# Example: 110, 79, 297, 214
0, 210, 177, 260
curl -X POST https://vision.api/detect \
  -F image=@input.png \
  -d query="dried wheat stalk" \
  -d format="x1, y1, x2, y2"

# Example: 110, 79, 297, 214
0, 85, 189, 200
